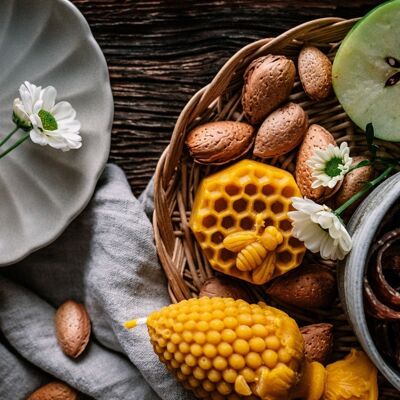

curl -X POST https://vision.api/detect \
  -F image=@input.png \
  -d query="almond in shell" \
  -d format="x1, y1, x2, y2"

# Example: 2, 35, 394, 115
242, 55, 296, 125
55, 300, 91, 358
300, 323, 334, 365
199, 276, 252, 302
265, 264, 337, 309
298, 46, 332, 101
335, 156, 374, 210
186, 121, 254, 165
253, 102, 308, 158
296, 124, 337, 202
27, 381, 78, 400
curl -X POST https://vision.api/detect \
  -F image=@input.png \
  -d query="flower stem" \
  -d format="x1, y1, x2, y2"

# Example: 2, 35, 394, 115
0, 125, 19, 148
0, 132, 30, 159
335, 165, 395, 216
348, 159, 372, 173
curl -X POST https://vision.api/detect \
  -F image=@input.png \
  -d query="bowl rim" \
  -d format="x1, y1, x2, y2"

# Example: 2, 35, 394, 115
340, 171, 400, 389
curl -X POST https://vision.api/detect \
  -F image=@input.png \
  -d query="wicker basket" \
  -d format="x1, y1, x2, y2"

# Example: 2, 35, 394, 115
153, 17, 400, 397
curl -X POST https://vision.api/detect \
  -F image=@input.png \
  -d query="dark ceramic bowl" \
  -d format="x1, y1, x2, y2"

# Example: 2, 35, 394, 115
338, 171, 400, 389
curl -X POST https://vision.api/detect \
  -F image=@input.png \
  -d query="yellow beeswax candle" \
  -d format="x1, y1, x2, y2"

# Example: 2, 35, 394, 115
189, 160, 305, 285
324, 349, 378, 400
145, 297, 304, 399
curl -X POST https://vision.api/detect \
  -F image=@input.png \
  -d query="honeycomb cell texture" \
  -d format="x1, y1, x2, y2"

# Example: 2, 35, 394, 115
189, 160, 305, 284
147, 297, 305, 400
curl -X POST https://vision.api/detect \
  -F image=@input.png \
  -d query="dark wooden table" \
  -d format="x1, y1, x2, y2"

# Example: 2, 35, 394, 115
71, 0, 381, 196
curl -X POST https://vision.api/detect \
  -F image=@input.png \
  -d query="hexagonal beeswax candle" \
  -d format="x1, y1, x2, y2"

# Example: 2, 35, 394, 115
189, 160, 305, 285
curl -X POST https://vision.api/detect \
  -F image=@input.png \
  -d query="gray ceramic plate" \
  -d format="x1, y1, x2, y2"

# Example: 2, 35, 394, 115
0, 0, 113, 265
339, 172, 400, 389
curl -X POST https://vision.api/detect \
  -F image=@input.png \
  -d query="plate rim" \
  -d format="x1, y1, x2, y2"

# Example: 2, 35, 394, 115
0, 0, 114, 266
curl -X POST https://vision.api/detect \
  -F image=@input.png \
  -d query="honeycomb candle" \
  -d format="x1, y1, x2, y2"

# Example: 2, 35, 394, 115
189, 160, 305, 285
125, 297, 317, 399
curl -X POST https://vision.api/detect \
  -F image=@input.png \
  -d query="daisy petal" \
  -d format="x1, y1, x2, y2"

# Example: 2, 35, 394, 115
52, 101, 76, 121
41, 86, 57, 110
58, 119, 81, 132
29, 128, 48, 146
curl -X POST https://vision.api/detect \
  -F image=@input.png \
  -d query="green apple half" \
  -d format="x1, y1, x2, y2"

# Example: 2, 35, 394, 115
333, 0, 400, 142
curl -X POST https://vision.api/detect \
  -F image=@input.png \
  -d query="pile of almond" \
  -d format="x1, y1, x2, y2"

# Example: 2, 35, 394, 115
185, 45, 361, 207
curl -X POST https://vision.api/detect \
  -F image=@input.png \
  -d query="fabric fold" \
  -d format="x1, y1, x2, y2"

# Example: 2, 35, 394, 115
0, 332, 49, 399
0, 164, 193, 400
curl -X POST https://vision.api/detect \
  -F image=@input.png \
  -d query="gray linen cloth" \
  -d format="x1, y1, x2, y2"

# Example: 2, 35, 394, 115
0, 164, 194, 400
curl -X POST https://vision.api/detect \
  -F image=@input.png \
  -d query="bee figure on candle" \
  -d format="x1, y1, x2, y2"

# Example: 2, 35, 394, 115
223, 214, 283, 282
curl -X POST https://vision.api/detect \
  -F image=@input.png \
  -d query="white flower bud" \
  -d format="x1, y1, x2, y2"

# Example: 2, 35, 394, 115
12, 98, 32, 131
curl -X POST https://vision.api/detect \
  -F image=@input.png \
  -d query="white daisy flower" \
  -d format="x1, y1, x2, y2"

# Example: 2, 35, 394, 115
307, 142, 352, 189
288, 197, 352, 261
12, 81, 81, 151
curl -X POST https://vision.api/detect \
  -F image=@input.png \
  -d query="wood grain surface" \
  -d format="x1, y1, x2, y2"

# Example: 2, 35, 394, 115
71, 0, 381, 196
